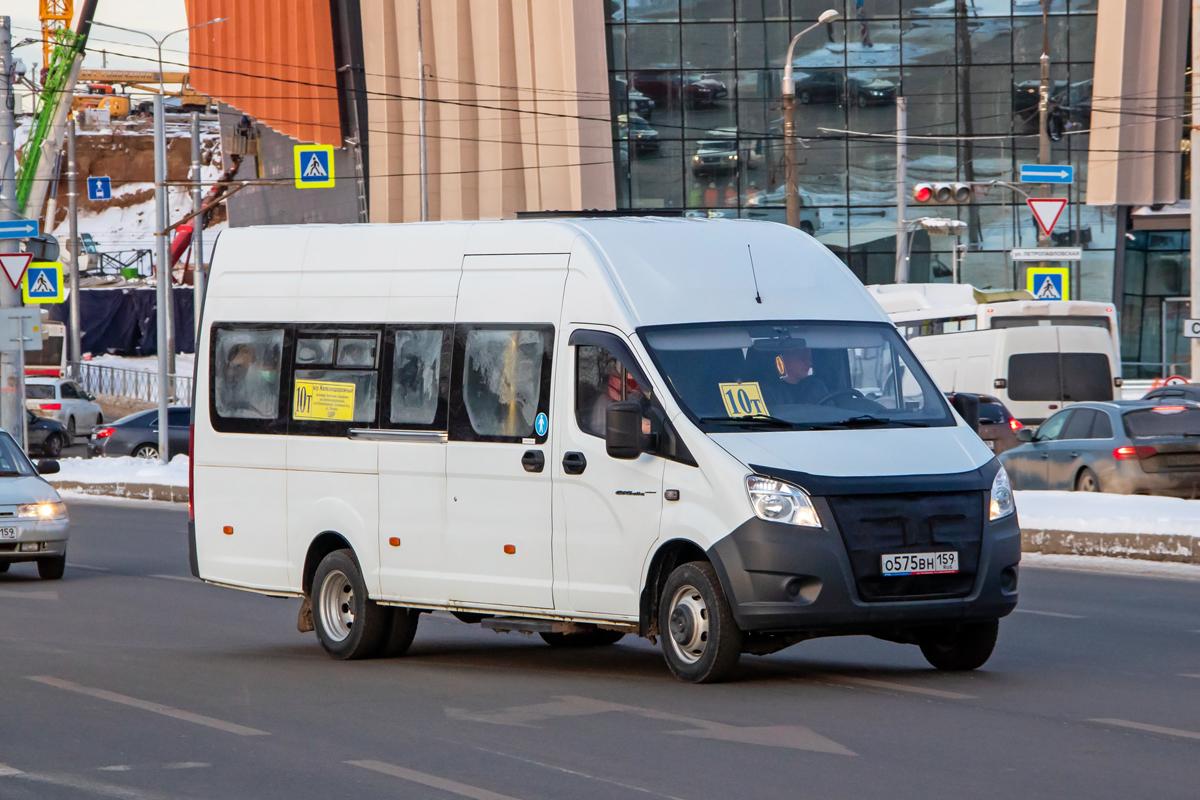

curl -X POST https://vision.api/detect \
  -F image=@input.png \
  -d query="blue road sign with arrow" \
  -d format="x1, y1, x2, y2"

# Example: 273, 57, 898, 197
0, 219, 39, 241
1019, 164, 1074, 184
87, 176, 112, 201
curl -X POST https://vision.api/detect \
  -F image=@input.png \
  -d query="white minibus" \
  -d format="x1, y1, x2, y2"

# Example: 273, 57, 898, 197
190, 219, 1020, 683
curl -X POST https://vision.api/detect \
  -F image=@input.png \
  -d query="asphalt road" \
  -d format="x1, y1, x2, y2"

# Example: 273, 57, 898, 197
2, 499, 1198, 800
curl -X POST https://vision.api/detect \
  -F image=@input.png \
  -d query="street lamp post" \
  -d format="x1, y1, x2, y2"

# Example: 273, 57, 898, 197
92, 17, 224, 464
782, 9, 840, 230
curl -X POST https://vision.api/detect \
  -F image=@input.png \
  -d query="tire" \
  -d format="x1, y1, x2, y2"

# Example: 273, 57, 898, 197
37, 554, 66, 581
1075, 467, 1101, 493
798, 90, 811, 105
311, 549, 388, 660
133, 444, 159, 460
658, 561, 742, 683
918, 620, 999, 671
800, 221, 815, 235
381, 608, 421, 657
540, 629, 625, 648
43, 434, 63, 458
66, 417, 76, 440
0, 562, 9, 573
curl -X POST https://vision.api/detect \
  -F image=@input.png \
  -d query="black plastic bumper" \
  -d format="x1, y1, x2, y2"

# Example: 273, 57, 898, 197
188, 520, 200, 579
707, 506, 1020, 635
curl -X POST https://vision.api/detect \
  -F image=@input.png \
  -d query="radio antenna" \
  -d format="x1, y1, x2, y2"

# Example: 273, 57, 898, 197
746, 244, 763, 304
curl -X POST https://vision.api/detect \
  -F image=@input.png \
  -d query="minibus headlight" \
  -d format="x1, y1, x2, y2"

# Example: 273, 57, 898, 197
17, 501, 67, 521
989, 467, 1015, 521
745, 476, 821, 528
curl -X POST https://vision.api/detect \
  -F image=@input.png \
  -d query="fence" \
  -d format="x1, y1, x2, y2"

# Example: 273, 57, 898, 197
71, 362, 193, 405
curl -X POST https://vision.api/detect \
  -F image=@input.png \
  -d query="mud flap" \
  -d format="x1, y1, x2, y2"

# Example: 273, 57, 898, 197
297, 596, 314, 633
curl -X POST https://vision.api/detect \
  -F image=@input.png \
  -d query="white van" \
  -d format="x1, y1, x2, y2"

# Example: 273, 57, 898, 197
907, 326, 1118, 425
190, 218, 1020, 683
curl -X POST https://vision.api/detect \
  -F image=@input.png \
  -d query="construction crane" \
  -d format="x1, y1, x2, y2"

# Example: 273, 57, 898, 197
39, 0, 73, 75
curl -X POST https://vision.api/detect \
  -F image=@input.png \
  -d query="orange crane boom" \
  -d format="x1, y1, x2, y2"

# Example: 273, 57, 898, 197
39, 0, 73, 71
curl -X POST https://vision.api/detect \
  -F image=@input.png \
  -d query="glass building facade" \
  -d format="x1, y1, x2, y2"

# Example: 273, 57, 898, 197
605, 0, 1116, 295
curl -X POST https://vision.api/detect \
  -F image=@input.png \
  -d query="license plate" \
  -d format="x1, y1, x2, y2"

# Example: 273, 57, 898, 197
985, 439, 995, 450
0, 527, 16, 540
881, 551, 959, 576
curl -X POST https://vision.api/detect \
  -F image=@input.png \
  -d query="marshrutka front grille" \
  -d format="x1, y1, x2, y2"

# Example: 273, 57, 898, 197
825, 491, 985, 602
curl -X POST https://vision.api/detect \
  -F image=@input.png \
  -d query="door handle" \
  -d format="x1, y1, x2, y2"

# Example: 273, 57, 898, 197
1069, 452, 1079, 458
1039, 453, 1049, 460
562, 451, 587, 475
521, 450, 545, 473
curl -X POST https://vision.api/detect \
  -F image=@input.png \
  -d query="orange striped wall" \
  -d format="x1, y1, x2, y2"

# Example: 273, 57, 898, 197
185, 0, 343, 147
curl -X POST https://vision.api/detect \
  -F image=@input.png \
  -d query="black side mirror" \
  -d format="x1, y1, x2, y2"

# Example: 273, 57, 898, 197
950, 393, 980, 433
37, 459, 60, 475
1017, 428, 1035, 443
606, 401, 643, 460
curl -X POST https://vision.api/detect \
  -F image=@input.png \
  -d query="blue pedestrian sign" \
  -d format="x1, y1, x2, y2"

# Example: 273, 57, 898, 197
293, 144, 335, 189
1019, 164, 1074, 184
87, 176, 112, 201
534, 412, 549, 438
0, 219, 39, 241
23, 262, 64, 304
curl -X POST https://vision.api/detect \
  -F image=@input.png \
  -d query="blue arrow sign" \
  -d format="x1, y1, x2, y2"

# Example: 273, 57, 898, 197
0, 219, 39, 241
1019, 164, 1074, 184
87, 176, 112, 201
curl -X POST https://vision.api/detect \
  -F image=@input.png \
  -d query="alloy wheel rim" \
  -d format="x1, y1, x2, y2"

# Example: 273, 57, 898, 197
667, 584, 709, 665
318, 569, 355, 642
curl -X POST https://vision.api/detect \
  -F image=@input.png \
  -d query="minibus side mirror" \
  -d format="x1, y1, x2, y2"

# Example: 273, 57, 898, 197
606, 401, 643, 460
1017, 428, 1035, 443
950, 392, 980, 433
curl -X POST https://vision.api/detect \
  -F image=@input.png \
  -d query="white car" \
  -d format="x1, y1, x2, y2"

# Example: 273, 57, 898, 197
0, 429, 68, 580
25, 377, 103, 440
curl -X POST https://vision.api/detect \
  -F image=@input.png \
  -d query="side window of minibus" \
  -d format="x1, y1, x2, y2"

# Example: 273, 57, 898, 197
211, 326, 286, 430
575, 343, 655, 439
290, 328, 382, 431
385, 326, 452, 429
450, 325, 554, 442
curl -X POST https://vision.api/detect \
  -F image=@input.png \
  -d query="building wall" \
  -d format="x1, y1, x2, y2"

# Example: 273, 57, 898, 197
360, 0, 617, 221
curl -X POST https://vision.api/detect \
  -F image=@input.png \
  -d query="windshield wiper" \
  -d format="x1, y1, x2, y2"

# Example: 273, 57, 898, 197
824, 414, 929, 429
698, 414, 797, 429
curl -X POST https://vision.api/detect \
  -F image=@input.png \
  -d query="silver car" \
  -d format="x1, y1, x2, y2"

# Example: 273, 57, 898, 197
0, 431, 69, 580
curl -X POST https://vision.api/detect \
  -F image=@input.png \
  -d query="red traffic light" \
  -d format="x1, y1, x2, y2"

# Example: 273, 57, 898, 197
911, 182, 972, 204
913, 183, 933, 203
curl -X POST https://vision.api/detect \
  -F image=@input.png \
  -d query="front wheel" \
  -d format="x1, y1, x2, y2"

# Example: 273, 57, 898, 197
918, 620, 999, 671
43, 434, 63, 458
38, 554, 66, 581
1075, 467, 1101, 493
311, 549, 389, 659
540, 629, 625, 648
658, 561, 742, 683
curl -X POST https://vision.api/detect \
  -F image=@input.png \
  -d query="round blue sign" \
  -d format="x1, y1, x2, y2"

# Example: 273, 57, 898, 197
534, 412, 549, 437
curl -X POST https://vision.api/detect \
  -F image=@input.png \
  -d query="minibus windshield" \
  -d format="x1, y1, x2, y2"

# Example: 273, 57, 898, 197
640, 321, 954, 431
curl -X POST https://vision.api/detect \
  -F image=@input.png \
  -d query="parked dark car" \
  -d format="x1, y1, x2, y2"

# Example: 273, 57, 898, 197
1143, 383, 1200, 403
88, 407, 191, 460
794, 70, 897, 107
26, 410, 69, 458
999, 400, 1200, 497
630, 72, 728, 109
945, 392, 1023, 455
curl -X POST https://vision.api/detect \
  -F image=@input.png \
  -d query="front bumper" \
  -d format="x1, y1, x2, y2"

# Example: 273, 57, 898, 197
708, 465, 1020, 635
0, 518, 70, 562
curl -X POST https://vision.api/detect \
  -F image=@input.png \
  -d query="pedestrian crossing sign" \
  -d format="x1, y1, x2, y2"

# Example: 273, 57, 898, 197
1026, 266, 1070, 302
294, 143, 335, 189
23, 262, 64, 304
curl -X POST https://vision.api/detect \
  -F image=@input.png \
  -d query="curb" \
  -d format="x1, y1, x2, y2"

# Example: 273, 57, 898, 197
52, 482, 189, 504
1022, 529, 1200, 565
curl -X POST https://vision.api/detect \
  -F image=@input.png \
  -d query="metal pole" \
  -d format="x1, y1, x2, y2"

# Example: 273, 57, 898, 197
157, 41, 175, 385
784, 91, 797, 229
0, 17, 27, 451
67, 116, 81, 370
894, 95, 908, 283
417, 0, 428, 222
190, 111, 204, 336
1191, 0, 1200, 379
1037, 0, 1051, 248
153, 94, 169, 464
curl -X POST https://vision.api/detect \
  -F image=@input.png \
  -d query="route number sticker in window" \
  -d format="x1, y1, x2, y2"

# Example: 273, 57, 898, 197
718, 382, 769, 418
294, 379, 357, 421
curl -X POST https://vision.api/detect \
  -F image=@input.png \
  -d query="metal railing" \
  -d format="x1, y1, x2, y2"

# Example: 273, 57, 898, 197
70, 362, 192, 404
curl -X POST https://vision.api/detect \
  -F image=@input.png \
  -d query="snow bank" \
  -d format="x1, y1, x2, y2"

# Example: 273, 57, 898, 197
84, 353, 195, 375
1015, 490, 1200, 537
46, 456, 188, 488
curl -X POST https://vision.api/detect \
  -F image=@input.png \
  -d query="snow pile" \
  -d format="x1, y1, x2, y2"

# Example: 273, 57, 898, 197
46, 455, 188, 488
84, 353, 196, 375
1015, 491, 1200, 537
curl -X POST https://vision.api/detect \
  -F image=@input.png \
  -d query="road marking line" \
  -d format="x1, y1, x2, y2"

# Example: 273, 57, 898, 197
98, 766, 131, 772
1014, 609, 1085, 619
1180, 673, 1200, 680
162, 762, 209, 770
0, 589, 58, 600
1090, 718, 1200, 741
149, 574, 194, 583
347, 760, 522, 800
0, 763, 22, 777
813, 673, 975, 700
68, 563, 111, 572
462, 743, 688, 800
27, 676, 269, 737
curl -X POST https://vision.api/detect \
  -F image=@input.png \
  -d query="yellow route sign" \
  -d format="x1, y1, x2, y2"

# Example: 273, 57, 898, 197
294, 379, 356, 421
719, 381, 769, 418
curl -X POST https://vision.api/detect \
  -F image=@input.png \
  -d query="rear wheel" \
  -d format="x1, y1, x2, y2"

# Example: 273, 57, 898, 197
540, 629, 625, 648
37, 554, 66, 581
66, 417, 76, 440
658, 561, 742, 683
1075, 467, 1101, 493
311, 549, 388, 659
43, 433, 63, 458
133, 443, 159, 460
918, 620, 999, 671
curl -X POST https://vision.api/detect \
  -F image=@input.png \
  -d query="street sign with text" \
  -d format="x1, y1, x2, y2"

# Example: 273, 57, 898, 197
1010, 247, 1082, 261
1019, 164, 1074, 184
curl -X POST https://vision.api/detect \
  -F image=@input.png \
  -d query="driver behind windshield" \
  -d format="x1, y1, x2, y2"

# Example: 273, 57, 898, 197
773, 340, 829, 405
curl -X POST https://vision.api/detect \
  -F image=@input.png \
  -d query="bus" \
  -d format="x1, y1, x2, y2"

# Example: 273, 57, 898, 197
25, 320, 67, 378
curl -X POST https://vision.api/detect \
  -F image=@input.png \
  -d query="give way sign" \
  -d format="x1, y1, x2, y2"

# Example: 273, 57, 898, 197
1027, 197, 1068, 237
0, 253, 32, 289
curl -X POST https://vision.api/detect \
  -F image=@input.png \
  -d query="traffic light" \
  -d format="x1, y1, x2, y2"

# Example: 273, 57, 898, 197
911, 182, 973, 204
